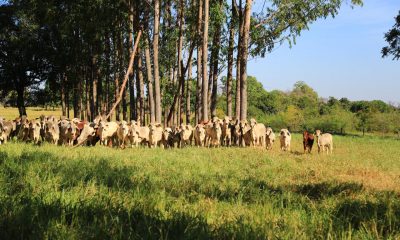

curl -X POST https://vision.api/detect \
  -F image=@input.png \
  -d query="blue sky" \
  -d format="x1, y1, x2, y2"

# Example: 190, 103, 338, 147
248, 0, 400, 104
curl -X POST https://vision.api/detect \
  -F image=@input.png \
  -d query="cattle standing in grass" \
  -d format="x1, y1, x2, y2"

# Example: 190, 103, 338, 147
265, 127, 275, 150
221, 117, 231, 146
303, 131, 314, 153
315, 130, 333, 154
29, 119, 42, 144
117, 121, 131, 148
179, 124, 193, 147
149, 123, 163, 148
99, 121, 119, 147
45, 121, 60, 145
74, 123, 97, 147
162, 127, 179, 148
194, 124, 206, 147
280, 129, 291, 151
205, 120, 222, 147
131, 121, 150, 147
249, 118, 266, 147
240, 120, 252, 147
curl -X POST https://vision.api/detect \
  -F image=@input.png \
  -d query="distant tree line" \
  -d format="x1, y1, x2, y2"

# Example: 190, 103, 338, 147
217, 78, 400, 135
0, 0, 363, 126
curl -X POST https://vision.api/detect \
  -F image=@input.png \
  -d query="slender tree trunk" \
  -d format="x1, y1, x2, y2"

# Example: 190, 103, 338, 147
16, 78, 26, 116
211, 2, 222, 118
178, 0, 185, 125
66, 74, 70, 118
106, 30, 142, 120
137, 54, 145, 125
186, 57, 192, 124
129, 0, 135, 121
61, 74, 66, 116
195, 0, 203, 124
144, 40, 155, 124
85, 69, 91, 121
114, 31, 121, 121
202, 0, 209, 122
226, 0, 236, 118
78, 74, 83, 119
153, 0, 162, 123
105, 32, 111, 115
92, 53, 98, 118
235, 0, 243, 120
239, 0, 253, 120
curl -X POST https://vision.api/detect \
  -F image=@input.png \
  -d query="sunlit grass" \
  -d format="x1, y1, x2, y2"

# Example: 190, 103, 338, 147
0, 106, 67, 120
0, 134, 399, 239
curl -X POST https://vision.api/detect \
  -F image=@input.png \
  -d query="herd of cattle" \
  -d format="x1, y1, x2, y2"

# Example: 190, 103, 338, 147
0, 115, 334, 153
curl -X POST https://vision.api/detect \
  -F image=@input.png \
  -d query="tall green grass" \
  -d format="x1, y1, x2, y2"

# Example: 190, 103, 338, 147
0, 135, 399, 239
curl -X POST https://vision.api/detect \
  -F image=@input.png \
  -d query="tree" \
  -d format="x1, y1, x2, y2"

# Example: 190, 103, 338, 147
201, 0, 210, 121
239, 0, 253, 120
153, 0, 162, 123
382, 11, 400, 60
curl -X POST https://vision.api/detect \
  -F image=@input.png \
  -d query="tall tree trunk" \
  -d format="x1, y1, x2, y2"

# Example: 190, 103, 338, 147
114, 31, 121, 121
73, 70, 79, 118
211, 2, 222, 118
186, 57, 192, 124
105, 31, 111, 115
106, 30, 142, 120
235, 0, 243, 120
16, 77, 26, 116
195, 0, 203, 124
226, 0, 236, 118
137, 54, 145, 125
178, 0, 185, 125
85, 68, 91, 121
92, 54, 98, 118
239, 0, 253, 120
153, 0, 162, 123
201, 0, 209, 122
129, 0, 135, 121
144, 39, 155, 124
61, 74, 66, 116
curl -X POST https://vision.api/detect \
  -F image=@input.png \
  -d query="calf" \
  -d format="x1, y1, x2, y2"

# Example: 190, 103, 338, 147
249, 118, 266, 147
117, 121, 131, 148
179, 124, 193, 147
29, 119, 42, 144
315, 130, 333, 154
149, 123, 163, 148
74, 123, 97, 147
240, 120, 252, 147
131, 121, 150, 147
303, 130, 315, 153
99, 121, 119, 147
221, 117, 231, 146
45, 121, 60, 145
194, 124, 206, 147
205, 121, 222, 147
265, 127, 275, 150
280, 129, 291, 151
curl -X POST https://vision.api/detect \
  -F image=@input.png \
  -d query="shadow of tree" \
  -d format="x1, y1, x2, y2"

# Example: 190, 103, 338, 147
293, 182, 364, 200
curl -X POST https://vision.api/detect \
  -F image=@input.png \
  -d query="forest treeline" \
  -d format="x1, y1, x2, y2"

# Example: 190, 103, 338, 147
218, 79, 400, 135
1, 0, 365, 127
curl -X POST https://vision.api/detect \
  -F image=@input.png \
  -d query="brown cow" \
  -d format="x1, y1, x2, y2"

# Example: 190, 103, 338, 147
303, 130, 314, 153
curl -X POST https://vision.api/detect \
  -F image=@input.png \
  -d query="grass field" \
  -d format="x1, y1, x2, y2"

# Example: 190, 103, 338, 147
0, 134, 399, 239
0, 106, 68, 120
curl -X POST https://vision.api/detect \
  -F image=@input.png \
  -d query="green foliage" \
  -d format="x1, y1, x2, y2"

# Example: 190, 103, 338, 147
220, 76, 399, 135
382, 10, 400, 60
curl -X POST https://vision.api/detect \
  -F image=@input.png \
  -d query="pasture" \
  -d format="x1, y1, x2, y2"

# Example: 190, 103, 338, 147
0, 134, 399, 239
